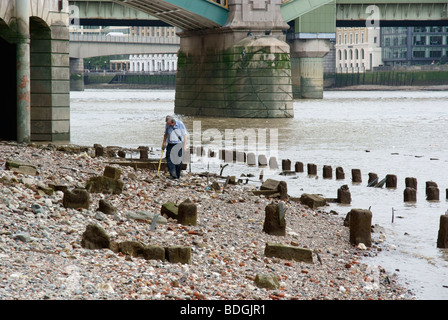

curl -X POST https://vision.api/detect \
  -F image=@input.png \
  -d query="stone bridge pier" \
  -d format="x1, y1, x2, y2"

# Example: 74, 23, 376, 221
0, 0, 70, 143
174, 0, 294, 118
290, 38, 331, 99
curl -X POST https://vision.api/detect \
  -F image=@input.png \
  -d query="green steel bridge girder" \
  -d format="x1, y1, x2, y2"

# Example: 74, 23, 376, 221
70, 0, 448, 31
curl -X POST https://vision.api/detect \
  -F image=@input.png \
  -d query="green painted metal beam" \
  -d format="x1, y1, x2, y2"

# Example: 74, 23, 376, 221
163, 0, 228, 26
281, 0, 335, 22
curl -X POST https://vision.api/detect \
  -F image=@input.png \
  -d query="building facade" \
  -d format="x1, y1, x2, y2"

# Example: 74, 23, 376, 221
129, 54, 177, 72
381, 26, 448, 67
335, 27, 382, 72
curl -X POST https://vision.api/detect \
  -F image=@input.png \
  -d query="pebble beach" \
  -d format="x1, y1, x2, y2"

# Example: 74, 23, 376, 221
0, 141, 415, 301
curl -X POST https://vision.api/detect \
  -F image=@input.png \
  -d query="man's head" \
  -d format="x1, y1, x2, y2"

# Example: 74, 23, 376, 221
166, 115, 176, 126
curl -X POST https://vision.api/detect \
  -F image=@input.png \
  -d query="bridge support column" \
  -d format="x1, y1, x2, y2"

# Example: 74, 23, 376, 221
16, 0, 31, 143
174, 0, 293, 118
70, 57, 84, 91
290, 39, 331, 99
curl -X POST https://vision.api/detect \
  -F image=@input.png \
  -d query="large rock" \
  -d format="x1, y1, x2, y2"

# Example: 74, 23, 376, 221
62, 188, 90, 209
165, 246, 191, 264
81, 224, 110, 249
5, 160, 38, 176
126, 211, 167, 224
86, 176, 124, 194
348, 209, 372, 247
97, 199, 117, 215
300, 193, 327, 209
178, 199, 197, 226
254, 273, 280, 290
263, 202, 286, 236
260, 178, 280, 191
161, 202, 178, 219
264, 243, 313, 263
103, 165, 122, 180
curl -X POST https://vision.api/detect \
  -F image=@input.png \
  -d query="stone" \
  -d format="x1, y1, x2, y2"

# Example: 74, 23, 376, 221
247, 152, 256, 165
62, 188, 90, 209
336, 167, 345, 180
294, 161, 304, 172
300, 193, 326, 209
126, 211, 168, 224
258, 154, 267, 166
142, 245, 166, 261
263, 202, 286, 236
103, 165, 122, 180
323, 165, 332, 179
351, 169, 362, 183
260, 178, 280, 191
97, 199, 116, 215
254, 273, 280, 290
264, 243, 313, 263
138, 146, 149, 159
178, 199, 197, 226
437, 215, 448, 248
85, 176, 124, 194
94, 144, 104, 157
404, 187, 417, 202
165, 246, 191, 264
349, 209, 372, 247
307, 163, 317, 175
278, 181, 288, 200
210, 181, 221, 191
161, 202, 178, 219
118, 241, 145, 257
269, 157, 278, 169
14, 232, 31, 243
368, 172, 378, 186
405, 177, 417, 190
386, 174, 397, 188
5, 160, 38, 176
81, 224, 110, 249
337, 185, 351, 204
427, 186, 439, 201
281, 159, 291, 171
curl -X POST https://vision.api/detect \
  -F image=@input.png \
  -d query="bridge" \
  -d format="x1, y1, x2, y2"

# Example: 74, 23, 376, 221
1, 0, 447, 143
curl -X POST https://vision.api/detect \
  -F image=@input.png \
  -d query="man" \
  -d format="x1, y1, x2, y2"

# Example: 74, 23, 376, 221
162, 115, 188, 179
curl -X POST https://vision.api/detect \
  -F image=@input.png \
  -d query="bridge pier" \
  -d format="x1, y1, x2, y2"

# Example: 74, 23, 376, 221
290, 39, 331, 99
16, 0, 31, 143
174, 0, 293, 118
0, 0, 70, 143
70, 57, 84, 91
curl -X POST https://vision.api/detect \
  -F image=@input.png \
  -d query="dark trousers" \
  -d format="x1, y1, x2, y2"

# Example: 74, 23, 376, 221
166, 143, 183, 178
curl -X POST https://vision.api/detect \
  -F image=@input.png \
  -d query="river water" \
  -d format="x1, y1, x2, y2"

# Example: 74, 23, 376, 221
70, 89, 448, 300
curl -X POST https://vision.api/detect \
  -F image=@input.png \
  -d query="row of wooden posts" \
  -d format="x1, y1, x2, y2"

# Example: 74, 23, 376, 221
185, 147, 448, 249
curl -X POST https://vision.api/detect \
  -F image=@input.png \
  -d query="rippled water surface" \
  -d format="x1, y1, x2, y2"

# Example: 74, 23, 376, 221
70, 89, 448, 299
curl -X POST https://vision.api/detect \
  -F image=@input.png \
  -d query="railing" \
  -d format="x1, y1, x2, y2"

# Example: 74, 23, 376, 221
69, 34, 180, 44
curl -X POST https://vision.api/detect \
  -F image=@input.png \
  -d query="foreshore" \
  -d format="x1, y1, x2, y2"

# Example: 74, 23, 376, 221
0, 141, 414, 301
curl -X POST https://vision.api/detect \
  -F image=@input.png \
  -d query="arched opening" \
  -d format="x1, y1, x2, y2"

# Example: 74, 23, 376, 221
0, 20, 17, 141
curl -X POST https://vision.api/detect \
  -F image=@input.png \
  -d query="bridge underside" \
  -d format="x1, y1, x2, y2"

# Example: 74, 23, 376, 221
110, 0, 225, 30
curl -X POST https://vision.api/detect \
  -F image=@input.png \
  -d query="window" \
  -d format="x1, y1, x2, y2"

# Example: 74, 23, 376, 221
361, 33, 364, 43
344, 34, 347, 44
361, 49, 365, 59
355, 49, 359, 59
355, 34, 358, 44
338, 50, 342, 60
344, 50, 347, 60
338, 34, 342, 44
349, 34, 353, 44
